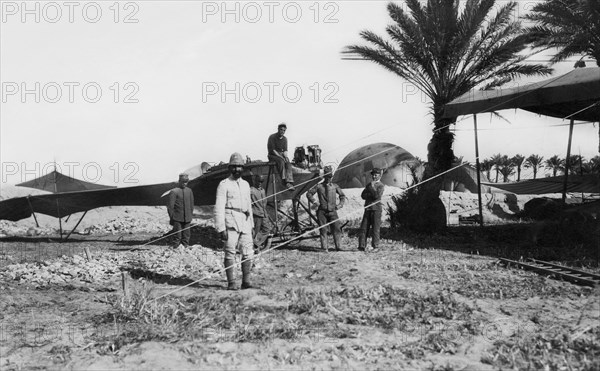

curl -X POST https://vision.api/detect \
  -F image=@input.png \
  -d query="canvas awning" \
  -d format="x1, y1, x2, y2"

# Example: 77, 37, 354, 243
483, 174, 600, 195
442, 67, 600, 225
443, 67, 600, 121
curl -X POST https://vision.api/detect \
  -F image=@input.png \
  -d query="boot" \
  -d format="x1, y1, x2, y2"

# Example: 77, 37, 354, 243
224, 259, 237, 290
358, 231, 366, 251
319, 234, 329, 252
333, 233, 343, 251
241, 260, 255, 289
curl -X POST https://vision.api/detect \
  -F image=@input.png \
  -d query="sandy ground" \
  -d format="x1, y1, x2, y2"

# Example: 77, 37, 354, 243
1, 185, 598, 370
1, 228, 599, 370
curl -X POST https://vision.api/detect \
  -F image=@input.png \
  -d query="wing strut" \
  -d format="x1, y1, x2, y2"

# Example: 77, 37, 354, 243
64, 211, 88, 241
25, 196, 40, 227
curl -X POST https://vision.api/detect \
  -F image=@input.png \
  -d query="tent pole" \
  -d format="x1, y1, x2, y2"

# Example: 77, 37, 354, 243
473, 114, 484, 227
64, 211, 87, 240
58, 215, 63, 240
52, 169, 65, 240
25, 196, 40, 227
562, 119, 574, 203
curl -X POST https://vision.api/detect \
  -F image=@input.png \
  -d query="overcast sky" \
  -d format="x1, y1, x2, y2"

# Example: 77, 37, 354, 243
1, 0, 598, 187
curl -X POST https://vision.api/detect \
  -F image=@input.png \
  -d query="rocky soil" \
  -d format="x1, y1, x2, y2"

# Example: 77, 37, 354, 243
1, 185, 598, 370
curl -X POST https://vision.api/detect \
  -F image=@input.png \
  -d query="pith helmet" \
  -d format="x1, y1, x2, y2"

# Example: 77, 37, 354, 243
323, 165, 333, 175
179, 173, 189, 180
371, 167, 383, 175
229, 152, 245, 166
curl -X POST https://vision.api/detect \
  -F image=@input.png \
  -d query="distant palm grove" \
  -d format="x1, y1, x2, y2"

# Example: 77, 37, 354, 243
478, 154, 600, 182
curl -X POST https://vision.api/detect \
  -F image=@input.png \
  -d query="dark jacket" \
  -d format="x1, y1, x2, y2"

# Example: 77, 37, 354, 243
308, 182, 346, 212
168, 187, 194, 223
361, 181, 384, 212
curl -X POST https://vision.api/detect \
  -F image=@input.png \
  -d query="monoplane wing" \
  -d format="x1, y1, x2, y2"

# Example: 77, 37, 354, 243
0, 161, 322, 222
0, 182, 176, 221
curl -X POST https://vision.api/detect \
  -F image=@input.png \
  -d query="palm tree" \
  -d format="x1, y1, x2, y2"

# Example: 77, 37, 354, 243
524, 0, 600, 66
545, 155, 565, 176
567, 154, 584, 175
490, 153, 504, 182
588, 155, 600, 173
453, 155, 469, 165
498, 155, 515, 182
512, 154, 525, 181
524, 154, 544, 179
407, 156, 426, 184
480, 158, 494, 181
345, 0, 551, 176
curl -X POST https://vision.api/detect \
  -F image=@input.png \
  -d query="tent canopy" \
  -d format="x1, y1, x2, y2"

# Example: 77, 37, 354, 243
443, 67, 600, 121
17, 170, 115, 193
483, 174, 600, 195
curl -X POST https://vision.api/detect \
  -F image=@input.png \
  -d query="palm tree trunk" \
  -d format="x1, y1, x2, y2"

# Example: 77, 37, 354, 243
533, 167, 537, 179
425, 110, 455, 177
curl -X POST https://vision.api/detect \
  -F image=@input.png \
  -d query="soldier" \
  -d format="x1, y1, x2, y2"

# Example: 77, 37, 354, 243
267, 122, 295, 191
307, 165, 346, 251
167, 173, 194, 249
214, 152, 255, 290
358, 168, 385, 251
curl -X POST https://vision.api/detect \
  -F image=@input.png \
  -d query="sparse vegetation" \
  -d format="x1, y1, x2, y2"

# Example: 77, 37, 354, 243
482, 327, 600, 370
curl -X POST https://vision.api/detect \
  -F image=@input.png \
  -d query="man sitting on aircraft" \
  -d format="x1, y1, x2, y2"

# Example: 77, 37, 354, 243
215, 152, 255, 290
267, 122, 295, 191
167, 173, 194, 249
307, 166, 346, 252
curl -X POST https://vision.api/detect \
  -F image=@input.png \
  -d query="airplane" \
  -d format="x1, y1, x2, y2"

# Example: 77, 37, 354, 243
0, 145, 326, 241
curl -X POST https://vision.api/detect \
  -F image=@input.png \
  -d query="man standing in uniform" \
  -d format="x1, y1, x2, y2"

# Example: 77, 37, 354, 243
267, 122, 295, 191
307, 166, 346, 251
358, 168, 385, 251
215, 153, 255, 290
250, 174, 271, 252
167, 173, 194, 249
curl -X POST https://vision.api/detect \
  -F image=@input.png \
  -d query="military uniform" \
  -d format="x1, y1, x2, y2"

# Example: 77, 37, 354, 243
214, 153, 255, 290
167, 174, 194, 248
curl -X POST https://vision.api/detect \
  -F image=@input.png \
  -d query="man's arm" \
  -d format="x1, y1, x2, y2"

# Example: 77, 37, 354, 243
374, 182, 385, 199
360, 184, 371, 200
306, 185, 318, 203
214, 182, 227, 233
267, 134, 281, 157
336, 185, 346, 209
281, 136, 288, 160
167, 189, 176, 218
240, 181, 253, 230
250, 188, 259, 204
